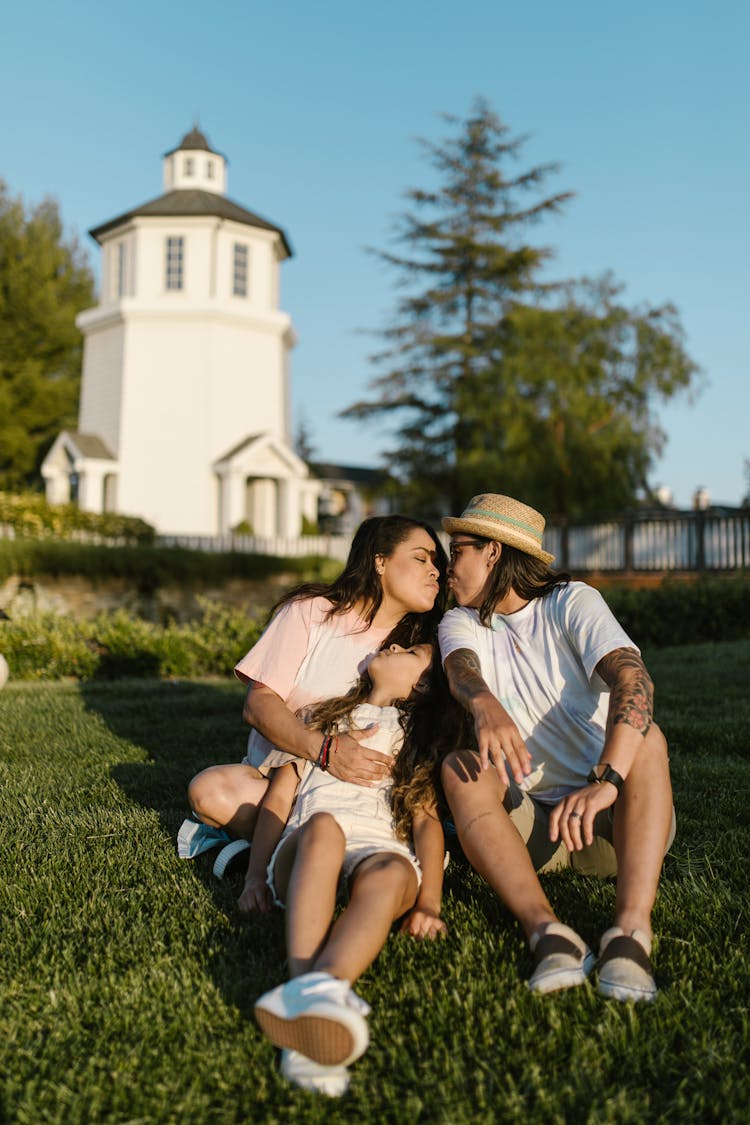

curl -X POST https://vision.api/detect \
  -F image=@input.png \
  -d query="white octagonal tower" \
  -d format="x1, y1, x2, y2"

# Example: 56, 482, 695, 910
44, 126, 319, 537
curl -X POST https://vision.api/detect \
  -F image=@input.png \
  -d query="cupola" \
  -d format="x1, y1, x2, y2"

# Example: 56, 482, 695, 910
162, 126, 228, 194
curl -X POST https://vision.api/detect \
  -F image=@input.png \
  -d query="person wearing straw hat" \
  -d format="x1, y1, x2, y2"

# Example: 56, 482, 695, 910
438, 494, 675, 1002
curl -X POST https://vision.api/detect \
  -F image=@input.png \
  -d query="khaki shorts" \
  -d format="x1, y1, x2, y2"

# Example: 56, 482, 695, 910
504, 784, 677, 877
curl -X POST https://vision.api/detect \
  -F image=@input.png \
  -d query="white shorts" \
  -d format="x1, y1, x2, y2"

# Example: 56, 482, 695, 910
266, 804, 422, 908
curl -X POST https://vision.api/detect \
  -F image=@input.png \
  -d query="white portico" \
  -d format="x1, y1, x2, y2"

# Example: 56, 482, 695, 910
43, 127, 319, 536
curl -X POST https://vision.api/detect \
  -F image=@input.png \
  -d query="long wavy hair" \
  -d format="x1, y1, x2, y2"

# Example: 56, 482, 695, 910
271, 514, 448, 647
474, 541, 571, 626
304, 643, 468, 842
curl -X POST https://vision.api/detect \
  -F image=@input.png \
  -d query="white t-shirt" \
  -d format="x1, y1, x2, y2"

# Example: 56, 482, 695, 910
234, 596, 393, 769
438, 582, 637, 802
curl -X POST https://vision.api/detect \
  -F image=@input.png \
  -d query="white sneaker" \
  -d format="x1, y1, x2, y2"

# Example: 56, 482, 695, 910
255, 972, 370, 1066
527, 922, 596, 994
597, 927, 657, 1002
212, 838, 251, 878
280, 1049, 350, 1097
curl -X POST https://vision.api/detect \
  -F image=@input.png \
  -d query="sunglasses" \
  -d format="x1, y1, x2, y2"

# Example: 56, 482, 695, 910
448, 538, 488, 562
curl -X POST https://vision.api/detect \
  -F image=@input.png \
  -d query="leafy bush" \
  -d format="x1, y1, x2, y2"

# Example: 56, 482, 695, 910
0, 491, 155, 544
0, 599, 263, 681
1, 613, 99, 680
4, 569, 746, 682
0, 538, 339, 589
602, 576, 750, 646
231, 519, 254, 535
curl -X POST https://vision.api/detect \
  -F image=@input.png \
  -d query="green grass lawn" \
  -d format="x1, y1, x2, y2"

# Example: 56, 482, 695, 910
1, 641, 749, 1124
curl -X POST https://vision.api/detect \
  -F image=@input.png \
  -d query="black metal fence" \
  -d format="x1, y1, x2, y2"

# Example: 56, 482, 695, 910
543, 510, 750, 573
4, 509, 748, 574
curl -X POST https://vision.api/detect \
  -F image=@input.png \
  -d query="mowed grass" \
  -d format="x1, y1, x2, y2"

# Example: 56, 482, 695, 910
1, 641, 749, 1124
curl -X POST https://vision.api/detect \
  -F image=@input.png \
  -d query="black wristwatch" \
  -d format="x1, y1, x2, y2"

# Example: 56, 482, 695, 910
587, 764, 624, 792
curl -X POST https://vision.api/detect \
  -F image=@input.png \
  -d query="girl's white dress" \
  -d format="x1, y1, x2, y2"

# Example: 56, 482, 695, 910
267, 703, 421, 903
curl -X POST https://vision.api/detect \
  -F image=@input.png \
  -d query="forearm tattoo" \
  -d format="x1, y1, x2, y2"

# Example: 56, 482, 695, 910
597, 647, 654, 737
445, 649, 491, 710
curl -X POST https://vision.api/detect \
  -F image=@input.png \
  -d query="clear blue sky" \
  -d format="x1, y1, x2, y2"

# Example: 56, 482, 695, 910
3, 0, 747, 508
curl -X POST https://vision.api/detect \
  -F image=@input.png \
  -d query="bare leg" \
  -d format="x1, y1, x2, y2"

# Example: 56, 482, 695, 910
612, 725, 673, 939
442, 751, 557, 939
282, 814, 347, 977
188, 763, 268, 838
314, 853, 419, 983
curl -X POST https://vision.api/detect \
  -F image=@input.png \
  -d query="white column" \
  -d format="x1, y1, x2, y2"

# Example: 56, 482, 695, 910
277, 479, 301, 537
78, 466, 106, 513
42, 468, 70, 505
222, 471, 246, 532
249, 479, 277, 536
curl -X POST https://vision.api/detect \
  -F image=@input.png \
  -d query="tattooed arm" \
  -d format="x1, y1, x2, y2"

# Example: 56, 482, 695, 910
443, 648, 531, 785
585, 645, 655, 783
597, 647, 654, 740
549, 647, 656, 851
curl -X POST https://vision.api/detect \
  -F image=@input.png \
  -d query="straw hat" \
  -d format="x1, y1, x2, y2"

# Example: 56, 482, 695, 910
442, 494, 554, 564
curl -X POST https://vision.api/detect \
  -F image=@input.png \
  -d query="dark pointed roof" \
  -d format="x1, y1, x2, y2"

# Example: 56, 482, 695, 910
310, 462, 389, 487
65, 431, 116, 460
89, 189, 293, 257
164, 127, 221, 158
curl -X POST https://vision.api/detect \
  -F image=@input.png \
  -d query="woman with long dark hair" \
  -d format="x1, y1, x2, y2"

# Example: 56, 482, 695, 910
184, 515, 447, 867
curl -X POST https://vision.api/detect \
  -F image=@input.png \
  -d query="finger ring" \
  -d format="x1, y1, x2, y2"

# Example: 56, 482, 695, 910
570, 811, 582, 820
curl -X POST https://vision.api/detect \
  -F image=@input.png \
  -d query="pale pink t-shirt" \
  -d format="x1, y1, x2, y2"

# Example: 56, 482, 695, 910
234, 595, 393, 770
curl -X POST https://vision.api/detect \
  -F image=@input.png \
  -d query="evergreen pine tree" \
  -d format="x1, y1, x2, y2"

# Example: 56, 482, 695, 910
343, 101, 699, 520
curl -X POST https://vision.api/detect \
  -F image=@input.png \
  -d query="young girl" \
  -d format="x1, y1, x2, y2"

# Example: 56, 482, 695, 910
248, 640, 461, 1097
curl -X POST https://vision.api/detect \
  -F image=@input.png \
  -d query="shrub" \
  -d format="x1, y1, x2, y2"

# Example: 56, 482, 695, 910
0, 491, 155, 545
231, 519, 254, 535
0, 601, 264, 681
0, 612, 99, 680
602, 575, 750, 646
0, 539, 340, 589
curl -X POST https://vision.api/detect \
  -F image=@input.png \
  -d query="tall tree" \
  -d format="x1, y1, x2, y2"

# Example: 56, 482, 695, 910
342, 101, 700, 521
294, 411, 317, 462
0, 181, 95, 490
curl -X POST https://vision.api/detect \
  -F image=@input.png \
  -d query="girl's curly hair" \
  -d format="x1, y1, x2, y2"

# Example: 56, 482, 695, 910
304, 644, 468, 843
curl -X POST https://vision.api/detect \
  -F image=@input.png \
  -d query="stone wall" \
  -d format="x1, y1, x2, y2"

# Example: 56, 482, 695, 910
0, 573, 298, 624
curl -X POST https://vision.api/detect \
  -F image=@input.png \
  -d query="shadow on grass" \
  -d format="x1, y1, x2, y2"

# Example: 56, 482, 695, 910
78, 677, 287, 1016
78, 677, 681, 1010
79, 678, 243, 819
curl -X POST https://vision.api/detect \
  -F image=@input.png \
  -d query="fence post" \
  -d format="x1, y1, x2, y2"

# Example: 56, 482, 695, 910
623, 517, 634, 572
695, 510, 706, 572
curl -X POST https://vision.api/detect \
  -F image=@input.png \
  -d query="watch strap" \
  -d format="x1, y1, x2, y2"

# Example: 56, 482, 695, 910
587, 764, 624, 792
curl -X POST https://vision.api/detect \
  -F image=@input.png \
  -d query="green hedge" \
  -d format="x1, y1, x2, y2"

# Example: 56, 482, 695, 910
0, 539, 339, 591
3, 574, 747, 682
0, 491, 155, 544
602, 575, 750, 646
0, 600, 263, 681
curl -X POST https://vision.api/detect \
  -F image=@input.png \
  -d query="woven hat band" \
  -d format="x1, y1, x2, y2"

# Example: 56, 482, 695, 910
462, 504, 544, 545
